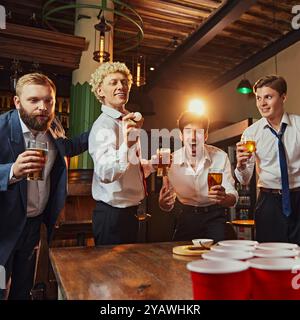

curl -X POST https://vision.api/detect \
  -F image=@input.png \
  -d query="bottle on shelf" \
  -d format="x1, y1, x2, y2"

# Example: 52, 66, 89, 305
62, 99, 68, 114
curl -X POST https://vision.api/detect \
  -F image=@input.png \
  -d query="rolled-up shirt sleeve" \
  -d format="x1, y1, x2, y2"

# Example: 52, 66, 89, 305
234, 156, 255, 186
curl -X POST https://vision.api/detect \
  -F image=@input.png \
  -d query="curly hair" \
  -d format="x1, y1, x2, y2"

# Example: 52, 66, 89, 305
89, 62, 133, 102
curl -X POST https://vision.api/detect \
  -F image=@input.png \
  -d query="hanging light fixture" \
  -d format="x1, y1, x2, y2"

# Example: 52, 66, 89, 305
272, 0, 278, 75
133, 54, 146, 87
93, 15, 111, 64
236, 76, 253, 94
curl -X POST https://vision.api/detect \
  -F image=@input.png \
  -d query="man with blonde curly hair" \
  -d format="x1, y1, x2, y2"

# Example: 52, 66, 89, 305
89, 62, 151, 245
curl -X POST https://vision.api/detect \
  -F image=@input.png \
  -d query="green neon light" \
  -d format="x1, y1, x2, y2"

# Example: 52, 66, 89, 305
236, 87, 253, 94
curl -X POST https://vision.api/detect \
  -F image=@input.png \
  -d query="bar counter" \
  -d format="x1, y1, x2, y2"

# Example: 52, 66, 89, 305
50, 241, 197, 300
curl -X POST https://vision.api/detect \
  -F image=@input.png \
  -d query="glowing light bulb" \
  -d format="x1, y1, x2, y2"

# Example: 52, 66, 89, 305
136, 63, 141, 87
188, 99, 205, 115
99, 34, 105, 64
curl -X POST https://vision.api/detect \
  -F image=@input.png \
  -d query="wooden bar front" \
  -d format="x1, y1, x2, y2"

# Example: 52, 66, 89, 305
50, 242, 197, 300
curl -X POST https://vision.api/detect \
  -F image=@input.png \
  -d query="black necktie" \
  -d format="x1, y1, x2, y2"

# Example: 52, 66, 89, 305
268, 123, 291, 217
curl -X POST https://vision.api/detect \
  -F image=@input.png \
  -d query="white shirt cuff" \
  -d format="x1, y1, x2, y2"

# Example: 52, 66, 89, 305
9, 163, 21, 184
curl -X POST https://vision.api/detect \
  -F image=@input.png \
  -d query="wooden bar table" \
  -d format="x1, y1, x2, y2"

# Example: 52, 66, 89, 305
50, 242, 198, 300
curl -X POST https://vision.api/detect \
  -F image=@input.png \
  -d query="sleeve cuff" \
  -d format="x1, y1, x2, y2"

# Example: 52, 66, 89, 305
8, 163, 22, 185
9, 164, 14, 180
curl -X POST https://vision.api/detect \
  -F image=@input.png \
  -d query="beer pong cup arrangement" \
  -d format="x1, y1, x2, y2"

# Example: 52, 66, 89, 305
187, 259, 251, 300
248, 258, 300, 300
187, 241, 300, 300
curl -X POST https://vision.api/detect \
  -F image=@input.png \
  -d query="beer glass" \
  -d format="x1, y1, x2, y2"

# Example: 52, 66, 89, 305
156, 148, 171, 177
241, 134, 256, 153
207, 168, 223, 191
26, 140, 48, 181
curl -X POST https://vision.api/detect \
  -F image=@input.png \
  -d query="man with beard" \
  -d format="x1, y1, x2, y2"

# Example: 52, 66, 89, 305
0, 73, 89, 299
158, 111, 238, 242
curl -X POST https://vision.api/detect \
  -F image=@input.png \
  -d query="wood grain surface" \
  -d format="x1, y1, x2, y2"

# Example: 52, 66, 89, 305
50, 241, 198, 300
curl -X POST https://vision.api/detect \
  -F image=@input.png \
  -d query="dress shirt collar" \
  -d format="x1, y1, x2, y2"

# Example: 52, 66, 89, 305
101, 104, 124, 120
18, 111, 32, 135
262, 112, 291, 130
174, 145, 211, 166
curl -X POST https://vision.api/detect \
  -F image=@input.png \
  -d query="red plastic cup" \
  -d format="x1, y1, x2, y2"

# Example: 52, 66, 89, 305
253, 249, 298, 258
202, 250, 253, 261
218, 240, 258, 247
211, 245, 255, 253
248, 258, 300, 300
186, 259, 251, 300
256, 242, 298, 250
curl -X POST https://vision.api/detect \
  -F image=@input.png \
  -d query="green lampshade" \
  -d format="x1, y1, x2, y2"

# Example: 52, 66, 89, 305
236, 79, 253, 94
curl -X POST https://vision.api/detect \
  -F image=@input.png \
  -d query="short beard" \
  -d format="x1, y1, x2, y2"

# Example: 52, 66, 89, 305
19, 105, 54, 132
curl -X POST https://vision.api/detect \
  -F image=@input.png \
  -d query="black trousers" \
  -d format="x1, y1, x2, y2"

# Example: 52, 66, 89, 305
1, 215, 42, 300
93, 201, 139, 246
172, 202, 227, 242
255, 191, 300, 244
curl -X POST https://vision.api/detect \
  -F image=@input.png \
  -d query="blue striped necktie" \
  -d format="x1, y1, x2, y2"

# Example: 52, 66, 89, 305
268, 123, 291, 217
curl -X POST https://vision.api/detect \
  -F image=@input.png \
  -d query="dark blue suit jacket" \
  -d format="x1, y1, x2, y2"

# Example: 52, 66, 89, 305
0, 110, 89, 266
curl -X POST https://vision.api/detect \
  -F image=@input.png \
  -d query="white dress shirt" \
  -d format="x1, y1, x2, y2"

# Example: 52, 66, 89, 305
89, 105, 149, 208
168, 145, 238, 207
235, 113, 300, 189
10, 112, 57, 217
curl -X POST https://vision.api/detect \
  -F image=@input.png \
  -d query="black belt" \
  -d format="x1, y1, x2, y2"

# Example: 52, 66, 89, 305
96, 200, 138, 210
260, 187, 300, 195
181, 204, 222, 214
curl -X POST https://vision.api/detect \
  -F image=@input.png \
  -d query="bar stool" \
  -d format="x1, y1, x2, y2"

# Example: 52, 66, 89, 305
231, 219, 255, 240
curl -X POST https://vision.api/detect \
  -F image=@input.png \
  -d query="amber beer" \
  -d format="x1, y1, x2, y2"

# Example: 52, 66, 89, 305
243, 140, 256, 153
157, 148, 171, 177
241, 135, 256, 153
208, 170, 223, 191
26, 140, 48, 181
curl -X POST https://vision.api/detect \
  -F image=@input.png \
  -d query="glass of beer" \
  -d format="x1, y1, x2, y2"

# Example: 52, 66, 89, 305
156, 148, 171, 177
207, 168, 223, 191
26, 140, 48, 181
241, 134, 256, 153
